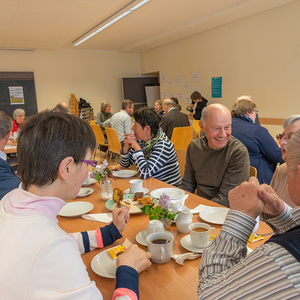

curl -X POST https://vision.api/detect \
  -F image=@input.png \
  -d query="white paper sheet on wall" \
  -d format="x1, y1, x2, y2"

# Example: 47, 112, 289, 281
191, 72, 199, 82
182, 81, 191, 90
168, 81, 174, 89
161, 73, 167, 82
175, 76, 182, 85
184, 95, 191, 104
192, 86, 199, 92
161, 91, 168, 99
169, 92, 176, 98
177, 92, 184, 101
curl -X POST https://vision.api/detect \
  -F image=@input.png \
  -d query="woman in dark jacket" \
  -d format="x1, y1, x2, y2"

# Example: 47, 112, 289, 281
231, 100, 283, 184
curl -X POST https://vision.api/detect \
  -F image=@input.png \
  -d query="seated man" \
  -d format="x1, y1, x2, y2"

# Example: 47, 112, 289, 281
102, 99, 134, 145
120, 107, 181, 187
0, 111, 21, 199
180, 104, 249, 207
270, 114, 300, 208
160, 99, 190, 139
53, 102, 69, 113
198, 128, 300, 299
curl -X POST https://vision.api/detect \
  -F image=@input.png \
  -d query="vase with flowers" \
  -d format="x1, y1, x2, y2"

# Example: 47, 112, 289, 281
141, 193, 178, 230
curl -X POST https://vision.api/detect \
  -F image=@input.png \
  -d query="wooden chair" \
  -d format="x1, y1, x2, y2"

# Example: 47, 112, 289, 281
176, 148, 187, 179
250, 166, 257, 178
79, 108, 94, 123
90, 124, 109, 159
69, 94, 78, 116
106, 128, 121, 165
192, 120, 201, 138
90, 120, 96, 125
171, 126, 193, 151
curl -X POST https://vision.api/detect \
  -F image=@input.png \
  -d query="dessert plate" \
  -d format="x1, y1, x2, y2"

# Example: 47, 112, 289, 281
111, 170, 137, 178
58, 201, 94, 217
91, 247, 117, 278
199, 207, 230, 225
77, 188, 94, 198
82, 178, 97, 186
150, 188, 185, 200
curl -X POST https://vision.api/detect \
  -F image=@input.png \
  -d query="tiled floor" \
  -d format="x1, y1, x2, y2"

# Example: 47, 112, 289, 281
93, 147, 120, 166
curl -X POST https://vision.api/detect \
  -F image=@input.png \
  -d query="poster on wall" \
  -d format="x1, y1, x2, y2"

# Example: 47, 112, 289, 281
161, 91, 168, 99
182, 81, 191, 90
161, 73, 167, 82
9, 86, 25, 105
191, 72, 199, 82
211, 77, 222, 98
184, 94, 191, 103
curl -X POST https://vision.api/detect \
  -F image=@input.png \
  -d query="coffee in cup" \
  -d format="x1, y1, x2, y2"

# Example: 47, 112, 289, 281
189, 222, 216, 248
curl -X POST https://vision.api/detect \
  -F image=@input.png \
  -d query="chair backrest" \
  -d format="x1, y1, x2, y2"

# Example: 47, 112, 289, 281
176, 148, 187, 179
90, 124, 106, 145
192, 120, 201, 138
106, 128, 121, 154
79, 108, 94, 123
90, 120, 96, 125
69, 94, 78, 116
250, 166, 257, 178
171, 126, 193, 151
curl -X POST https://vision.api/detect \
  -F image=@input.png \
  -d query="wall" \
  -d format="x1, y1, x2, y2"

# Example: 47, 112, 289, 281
140, 0, 300, 138
0, 49, 141, 114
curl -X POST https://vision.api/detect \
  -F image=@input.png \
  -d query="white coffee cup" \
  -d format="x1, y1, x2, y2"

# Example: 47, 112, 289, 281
146, 220, 164, 237
147, 232, 174, 264
189, 222, 216, 248
129, 179, 143, 193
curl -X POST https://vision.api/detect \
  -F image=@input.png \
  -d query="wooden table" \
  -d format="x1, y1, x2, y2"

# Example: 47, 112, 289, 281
58, 174, 272, 300
4, 140, 17, 154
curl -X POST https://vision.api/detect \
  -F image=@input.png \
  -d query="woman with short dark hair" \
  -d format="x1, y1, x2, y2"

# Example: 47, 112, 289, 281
0, 111, 151, 299
120, 107, 181, 187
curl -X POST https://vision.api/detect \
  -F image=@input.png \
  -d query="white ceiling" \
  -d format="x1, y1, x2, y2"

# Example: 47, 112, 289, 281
0, 0, 295, 53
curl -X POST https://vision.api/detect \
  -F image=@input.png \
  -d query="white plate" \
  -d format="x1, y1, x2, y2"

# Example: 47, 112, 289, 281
180, 235, 211, 253
112, 170, 138, 178
58, 201, 94, 217
105, 194, 158, 214
77, 188, 94, 198
124, 187, 149, 195
150, 188, 185, 200
199, 207, 230, 225
91, 247, 117, 278
135, 230, 172, 246
82, 178, 97, 186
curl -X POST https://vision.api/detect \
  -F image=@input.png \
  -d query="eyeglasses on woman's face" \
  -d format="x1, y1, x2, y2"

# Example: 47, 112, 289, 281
78, 159, 97, 168
276, 132, 294, 142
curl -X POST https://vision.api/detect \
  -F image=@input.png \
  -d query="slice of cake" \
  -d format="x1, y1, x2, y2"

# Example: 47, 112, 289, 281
113, 188, 123, 203
134, 192, 144, 201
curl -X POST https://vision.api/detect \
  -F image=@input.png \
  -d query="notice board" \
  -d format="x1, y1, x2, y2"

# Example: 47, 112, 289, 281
0, 72, 38, 118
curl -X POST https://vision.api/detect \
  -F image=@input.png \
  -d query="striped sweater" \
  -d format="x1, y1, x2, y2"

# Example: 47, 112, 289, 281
198, 204, 300, 299
120, 133, 181, 187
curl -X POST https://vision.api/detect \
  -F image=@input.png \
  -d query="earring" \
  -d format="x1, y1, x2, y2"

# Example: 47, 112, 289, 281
64, 179, 69, 184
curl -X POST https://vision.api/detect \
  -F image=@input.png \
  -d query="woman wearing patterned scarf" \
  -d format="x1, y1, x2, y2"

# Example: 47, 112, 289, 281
120, 107, 181, 187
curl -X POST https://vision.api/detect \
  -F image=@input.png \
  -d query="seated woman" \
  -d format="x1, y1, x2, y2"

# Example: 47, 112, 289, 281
12, 108, 25, 133
270, 114, 300, 208
0, 111, 151, 299
231, 100, 283, 184
120, 107, 181, 187
154, 100, 164, 116
96, 101, 113, 128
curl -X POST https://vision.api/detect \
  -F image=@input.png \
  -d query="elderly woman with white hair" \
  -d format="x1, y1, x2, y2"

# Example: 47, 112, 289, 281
12, 108, 25, 133
270, 114, 300, 208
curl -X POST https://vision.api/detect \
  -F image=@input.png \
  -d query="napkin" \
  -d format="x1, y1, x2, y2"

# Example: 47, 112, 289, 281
81, 213, 113, 223
190, 204, 211, 214
172, 252, 201, 265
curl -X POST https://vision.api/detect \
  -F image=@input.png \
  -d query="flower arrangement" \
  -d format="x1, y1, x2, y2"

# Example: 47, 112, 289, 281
91, 160, 116, 183
141, 193, 178, 229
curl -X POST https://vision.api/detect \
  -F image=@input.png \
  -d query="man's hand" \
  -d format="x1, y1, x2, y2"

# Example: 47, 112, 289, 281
112, 207, 130, 233
228, 177, 264, 219
117, 244, 151, 273
258, 184, 285, 218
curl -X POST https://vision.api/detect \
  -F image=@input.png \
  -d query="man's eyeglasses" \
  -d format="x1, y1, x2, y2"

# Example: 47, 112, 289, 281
79, 159, 97, 168
276, 132, 294, 142
253, 110, 258, 113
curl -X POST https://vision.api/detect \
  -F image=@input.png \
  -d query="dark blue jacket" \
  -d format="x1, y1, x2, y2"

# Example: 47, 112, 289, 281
231, 117, 283, 184
0, 158, 21, 200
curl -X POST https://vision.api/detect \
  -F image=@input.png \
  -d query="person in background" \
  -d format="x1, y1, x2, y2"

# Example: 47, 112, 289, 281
170, 97, 182, 111
0, 111, 151, 299
236, 95, 260, 125
154, 100, 164, 116
180, 104, 249, 207
160, 99, 190, 140
102, 99, 134, 145
231, 100, 283, 184
53, 103, 69, 113
95, 101, 113, 128
189, 91, 208, 120
198, 129, 300, 299
0, 111, 21, 199
270, 115, 300, 208
12, 108, 25, 133
120, 107, 181, 187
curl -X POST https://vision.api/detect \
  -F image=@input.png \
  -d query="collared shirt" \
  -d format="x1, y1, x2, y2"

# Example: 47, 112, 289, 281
0, 150, 7, 161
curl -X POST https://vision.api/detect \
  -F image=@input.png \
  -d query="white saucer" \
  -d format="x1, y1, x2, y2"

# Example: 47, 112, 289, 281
82, 178, 97, 186
135, 229, 172, 246
180, 235, 211, 253
58, 201, 94, 217
124, 187, 149, 194
77, 188, 94, 198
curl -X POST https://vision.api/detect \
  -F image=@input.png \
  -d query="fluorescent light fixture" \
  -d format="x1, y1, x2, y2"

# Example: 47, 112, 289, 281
74, 0, 150, 46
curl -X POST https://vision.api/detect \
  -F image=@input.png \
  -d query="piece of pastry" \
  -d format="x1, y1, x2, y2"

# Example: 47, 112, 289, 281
113, 188, 123, 203
138, 196, 154, 206
134, 192, 144, 201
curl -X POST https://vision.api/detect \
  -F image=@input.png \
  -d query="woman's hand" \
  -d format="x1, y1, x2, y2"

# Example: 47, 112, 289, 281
112, 207, 130, 233
124, 134, 141, 152
116, 244, 151, 273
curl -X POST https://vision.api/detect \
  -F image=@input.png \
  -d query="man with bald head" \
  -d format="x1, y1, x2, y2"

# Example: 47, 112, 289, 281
180, 104, 250, 207
54, 103, 69, 113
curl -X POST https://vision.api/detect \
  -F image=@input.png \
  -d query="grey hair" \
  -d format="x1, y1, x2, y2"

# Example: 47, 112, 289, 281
0, 111, 13, 139
13, 108, 25, 119
236, 95, 252, 103
101, 101, 111, 112
163, 99, 176, 107
282, 115, 300, 128
201, 104, 231, 127
287, 129, 300, 177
